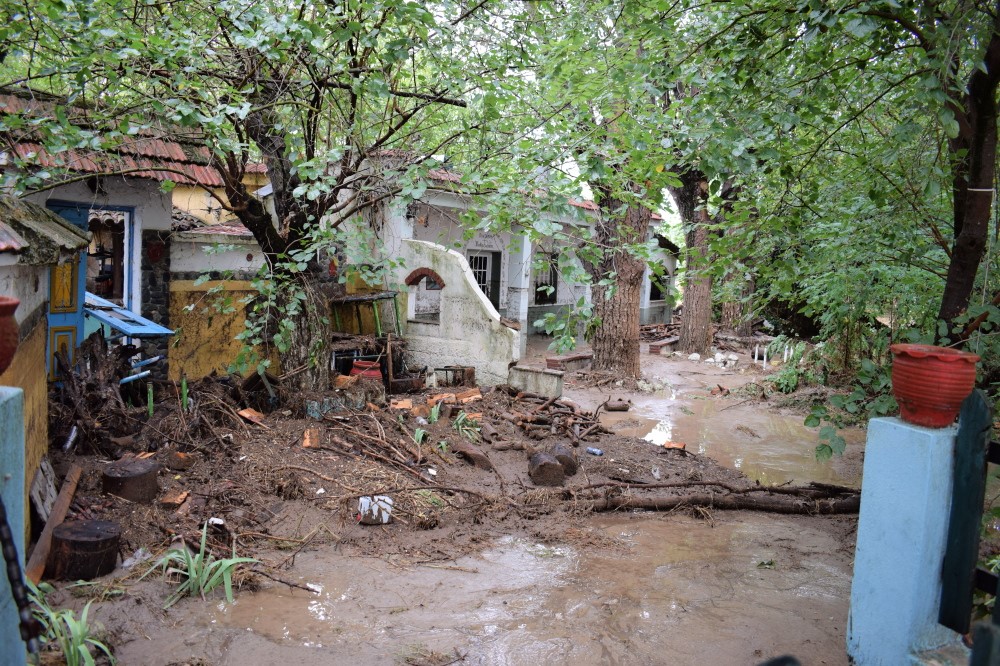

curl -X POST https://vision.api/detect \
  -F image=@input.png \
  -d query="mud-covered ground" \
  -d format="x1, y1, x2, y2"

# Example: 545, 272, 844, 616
36, 337, 863, 666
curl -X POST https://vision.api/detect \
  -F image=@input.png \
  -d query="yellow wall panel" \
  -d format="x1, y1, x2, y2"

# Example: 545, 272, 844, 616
0, 321, 49, 532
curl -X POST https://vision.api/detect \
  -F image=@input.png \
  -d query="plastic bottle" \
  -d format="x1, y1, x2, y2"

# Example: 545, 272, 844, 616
586, 447, 604, 456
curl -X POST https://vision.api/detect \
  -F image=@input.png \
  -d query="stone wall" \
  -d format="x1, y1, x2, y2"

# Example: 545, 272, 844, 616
140, 230, 171, 378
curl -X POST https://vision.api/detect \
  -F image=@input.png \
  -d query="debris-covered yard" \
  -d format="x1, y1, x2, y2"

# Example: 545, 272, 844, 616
28, 331, 863, 665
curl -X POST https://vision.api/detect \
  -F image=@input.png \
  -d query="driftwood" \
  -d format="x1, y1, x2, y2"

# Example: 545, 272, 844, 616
498, 388, 610, 445
26, 465, 82, 583
585, 493, 860, 515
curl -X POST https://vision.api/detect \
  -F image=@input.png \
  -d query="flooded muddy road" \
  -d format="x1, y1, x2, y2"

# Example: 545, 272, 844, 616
113, 513, 855, 666
102, 343, 861, 665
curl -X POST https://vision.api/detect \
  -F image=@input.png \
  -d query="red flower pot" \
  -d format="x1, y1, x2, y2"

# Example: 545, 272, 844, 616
0, 296, 20, 377
890, 343, 979, 428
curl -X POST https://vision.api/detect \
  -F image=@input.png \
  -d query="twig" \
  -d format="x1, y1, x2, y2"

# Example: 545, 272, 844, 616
250, 566, 319, 594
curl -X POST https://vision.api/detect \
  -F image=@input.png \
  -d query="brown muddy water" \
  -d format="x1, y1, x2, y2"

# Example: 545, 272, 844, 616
600, 396, 865, 488
114, 513, 854, 665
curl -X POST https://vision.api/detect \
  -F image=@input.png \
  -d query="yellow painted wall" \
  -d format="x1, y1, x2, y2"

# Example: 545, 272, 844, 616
167, 280, 262, 380
0, 320, 48, 531
331, 272, 400, 335
172, 174, 268, 225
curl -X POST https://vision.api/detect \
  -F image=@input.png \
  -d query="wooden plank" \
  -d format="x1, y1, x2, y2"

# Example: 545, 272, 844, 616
25, 464, 82, 584
939, 390, 993, 634
29, 456, 58, 523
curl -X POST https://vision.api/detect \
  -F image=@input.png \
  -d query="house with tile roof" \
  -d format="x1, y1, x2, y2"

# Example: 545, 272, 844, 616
0, 89, 205, 375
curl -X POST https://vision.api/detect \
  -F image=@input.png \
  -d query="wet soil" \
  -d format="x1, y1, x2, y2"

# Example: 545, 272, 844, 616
43, 339, 862, 666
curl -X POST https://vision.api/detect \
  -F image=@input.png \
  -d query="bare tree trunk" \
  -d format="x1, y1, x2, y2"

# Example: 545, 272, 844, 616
679, 216, 713, 354
721, 268, 754, 337
939, 25, 1000, 326
586, 187, 653, 379
668, 170, 713, 355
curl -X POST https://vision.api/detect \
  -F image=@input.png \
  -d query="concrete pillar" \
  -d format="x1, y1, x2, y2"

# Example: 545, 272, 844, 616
847, 417, 966, 665
506, 236, 531, 357
0, 387, 26, 666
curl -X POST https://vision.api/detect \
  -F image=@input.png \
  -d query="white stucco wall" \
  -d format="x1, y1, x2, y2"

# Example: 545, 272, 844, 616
411, 202, 512, 312
171, 232, 265, 275
0, 260, 47, 326
397, 239, 519, 386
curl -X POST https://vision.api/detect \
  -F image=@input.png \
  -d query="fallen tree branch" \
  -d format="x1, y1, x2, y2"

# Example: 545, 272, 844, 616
584, 492, 860, 515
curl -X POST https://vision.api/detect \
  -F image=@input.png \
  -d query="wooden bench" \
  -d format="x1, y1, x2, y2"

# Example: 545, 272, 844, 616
545, 352, 593, 371
648, 336, 680, 355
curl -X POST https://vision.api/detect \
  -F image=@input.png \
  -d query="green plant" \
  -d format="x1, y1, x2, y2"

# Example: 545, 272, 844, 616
66, 580, 125, 602
28, 580, 115, 666
413, 428, 427, 445
452, 412, 480, 441
806, 357, 896, 459
428, 402, 442, 424
436, 440, 449, 454
765, 339, 825, 394
142, 523, 257, 609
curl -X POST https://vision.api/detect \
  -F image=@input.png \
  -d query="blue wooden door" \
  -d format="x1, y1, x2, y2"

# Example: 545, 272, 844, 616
45, 202, 88, 379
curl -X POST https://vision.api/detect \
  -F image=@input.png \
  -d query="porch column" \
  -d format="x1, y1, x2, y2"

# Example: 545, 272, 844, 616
506, 236, 530, 357
847, 417, 966, 664
639, 264, 652, 325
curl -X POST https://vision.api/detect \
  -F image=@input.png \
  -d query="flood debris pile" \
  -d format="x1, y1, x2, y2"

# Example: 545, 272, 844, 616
36, 352, 860, 615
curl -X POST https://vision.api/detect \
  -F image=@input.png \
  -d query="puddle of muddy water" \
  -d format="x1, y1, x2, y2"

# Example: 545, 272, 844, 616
602, 398, 864, 487
113, 514, 851, 666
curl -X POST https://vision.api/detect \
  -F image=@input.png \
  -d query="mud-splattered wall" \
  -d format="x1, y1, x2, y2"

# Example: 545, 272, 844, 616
167, 278, 259, 381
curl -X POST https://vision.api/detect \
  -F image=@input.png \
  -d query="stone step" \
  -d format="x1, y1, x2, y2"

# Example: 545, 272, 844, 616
545, 352, 593, 372
648, 336, 680, 354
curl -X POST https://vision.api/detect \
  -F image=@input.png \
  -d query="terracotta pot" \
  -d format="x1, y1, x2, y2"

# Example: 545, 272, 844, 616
349, 359, 382, 379
890, 343, 979, 428
0, 296, 19, 377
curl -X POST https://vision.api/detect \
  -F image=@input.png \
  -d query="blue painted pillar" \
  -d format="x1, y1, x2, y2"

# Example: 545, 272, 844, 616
0, 386, 27, 666
847, 417, 967, 664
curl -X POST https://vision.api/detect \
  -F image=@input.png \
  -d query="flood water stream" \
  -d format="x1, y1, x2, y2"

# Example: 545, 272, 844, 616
117, 512, 854, 665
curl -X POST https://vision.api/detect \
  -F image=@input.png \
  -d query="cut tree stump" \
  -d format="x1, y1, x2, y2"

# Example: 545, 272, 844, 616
528, 452, 565, 486
103, 458, 160, 503
46, 519, 121, 580
550, 444, 578, 476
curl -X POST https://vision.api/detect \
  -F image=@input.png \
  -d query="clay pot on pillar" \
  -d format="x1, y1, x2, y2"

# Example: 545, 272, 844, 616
0, 296, 20, 377
890, 343, 980, 428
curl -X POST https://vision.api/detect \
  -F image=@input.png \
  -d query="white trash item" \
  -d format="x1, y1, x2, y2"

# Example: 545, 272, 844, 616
358, 495, 394, 525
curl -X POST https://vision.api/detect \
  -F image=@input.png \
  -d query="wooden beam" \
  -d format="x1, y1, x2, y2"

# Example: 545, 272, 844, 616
25, 464, 82, 584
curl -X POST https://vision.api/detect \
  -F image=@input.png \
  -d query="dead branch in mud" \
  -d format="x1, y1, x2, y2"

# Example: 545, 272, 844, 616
584, 492, 860, 515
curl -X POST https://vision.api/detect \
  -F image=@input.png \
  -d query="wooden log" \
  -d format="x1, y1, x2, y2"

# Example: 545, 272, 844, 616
102, 458, 160, 503
586, 493, 861, 515
26, 465, 82, 584
605, 400, 630, 412
46, 520, 121, 581
451, 441, 494, 470
549, 444, 578, 476
528, 452, 565, 486
480, 422, 501, 443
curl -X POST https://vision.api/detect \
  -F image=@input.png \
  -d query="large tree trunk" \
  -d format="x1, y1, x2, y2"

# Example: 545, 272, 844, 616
278, 274, 333, 391
668, 170, 713, 355
587, 187, 653, 378
721, 271, 754, 338
939, 21, 1000, 326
